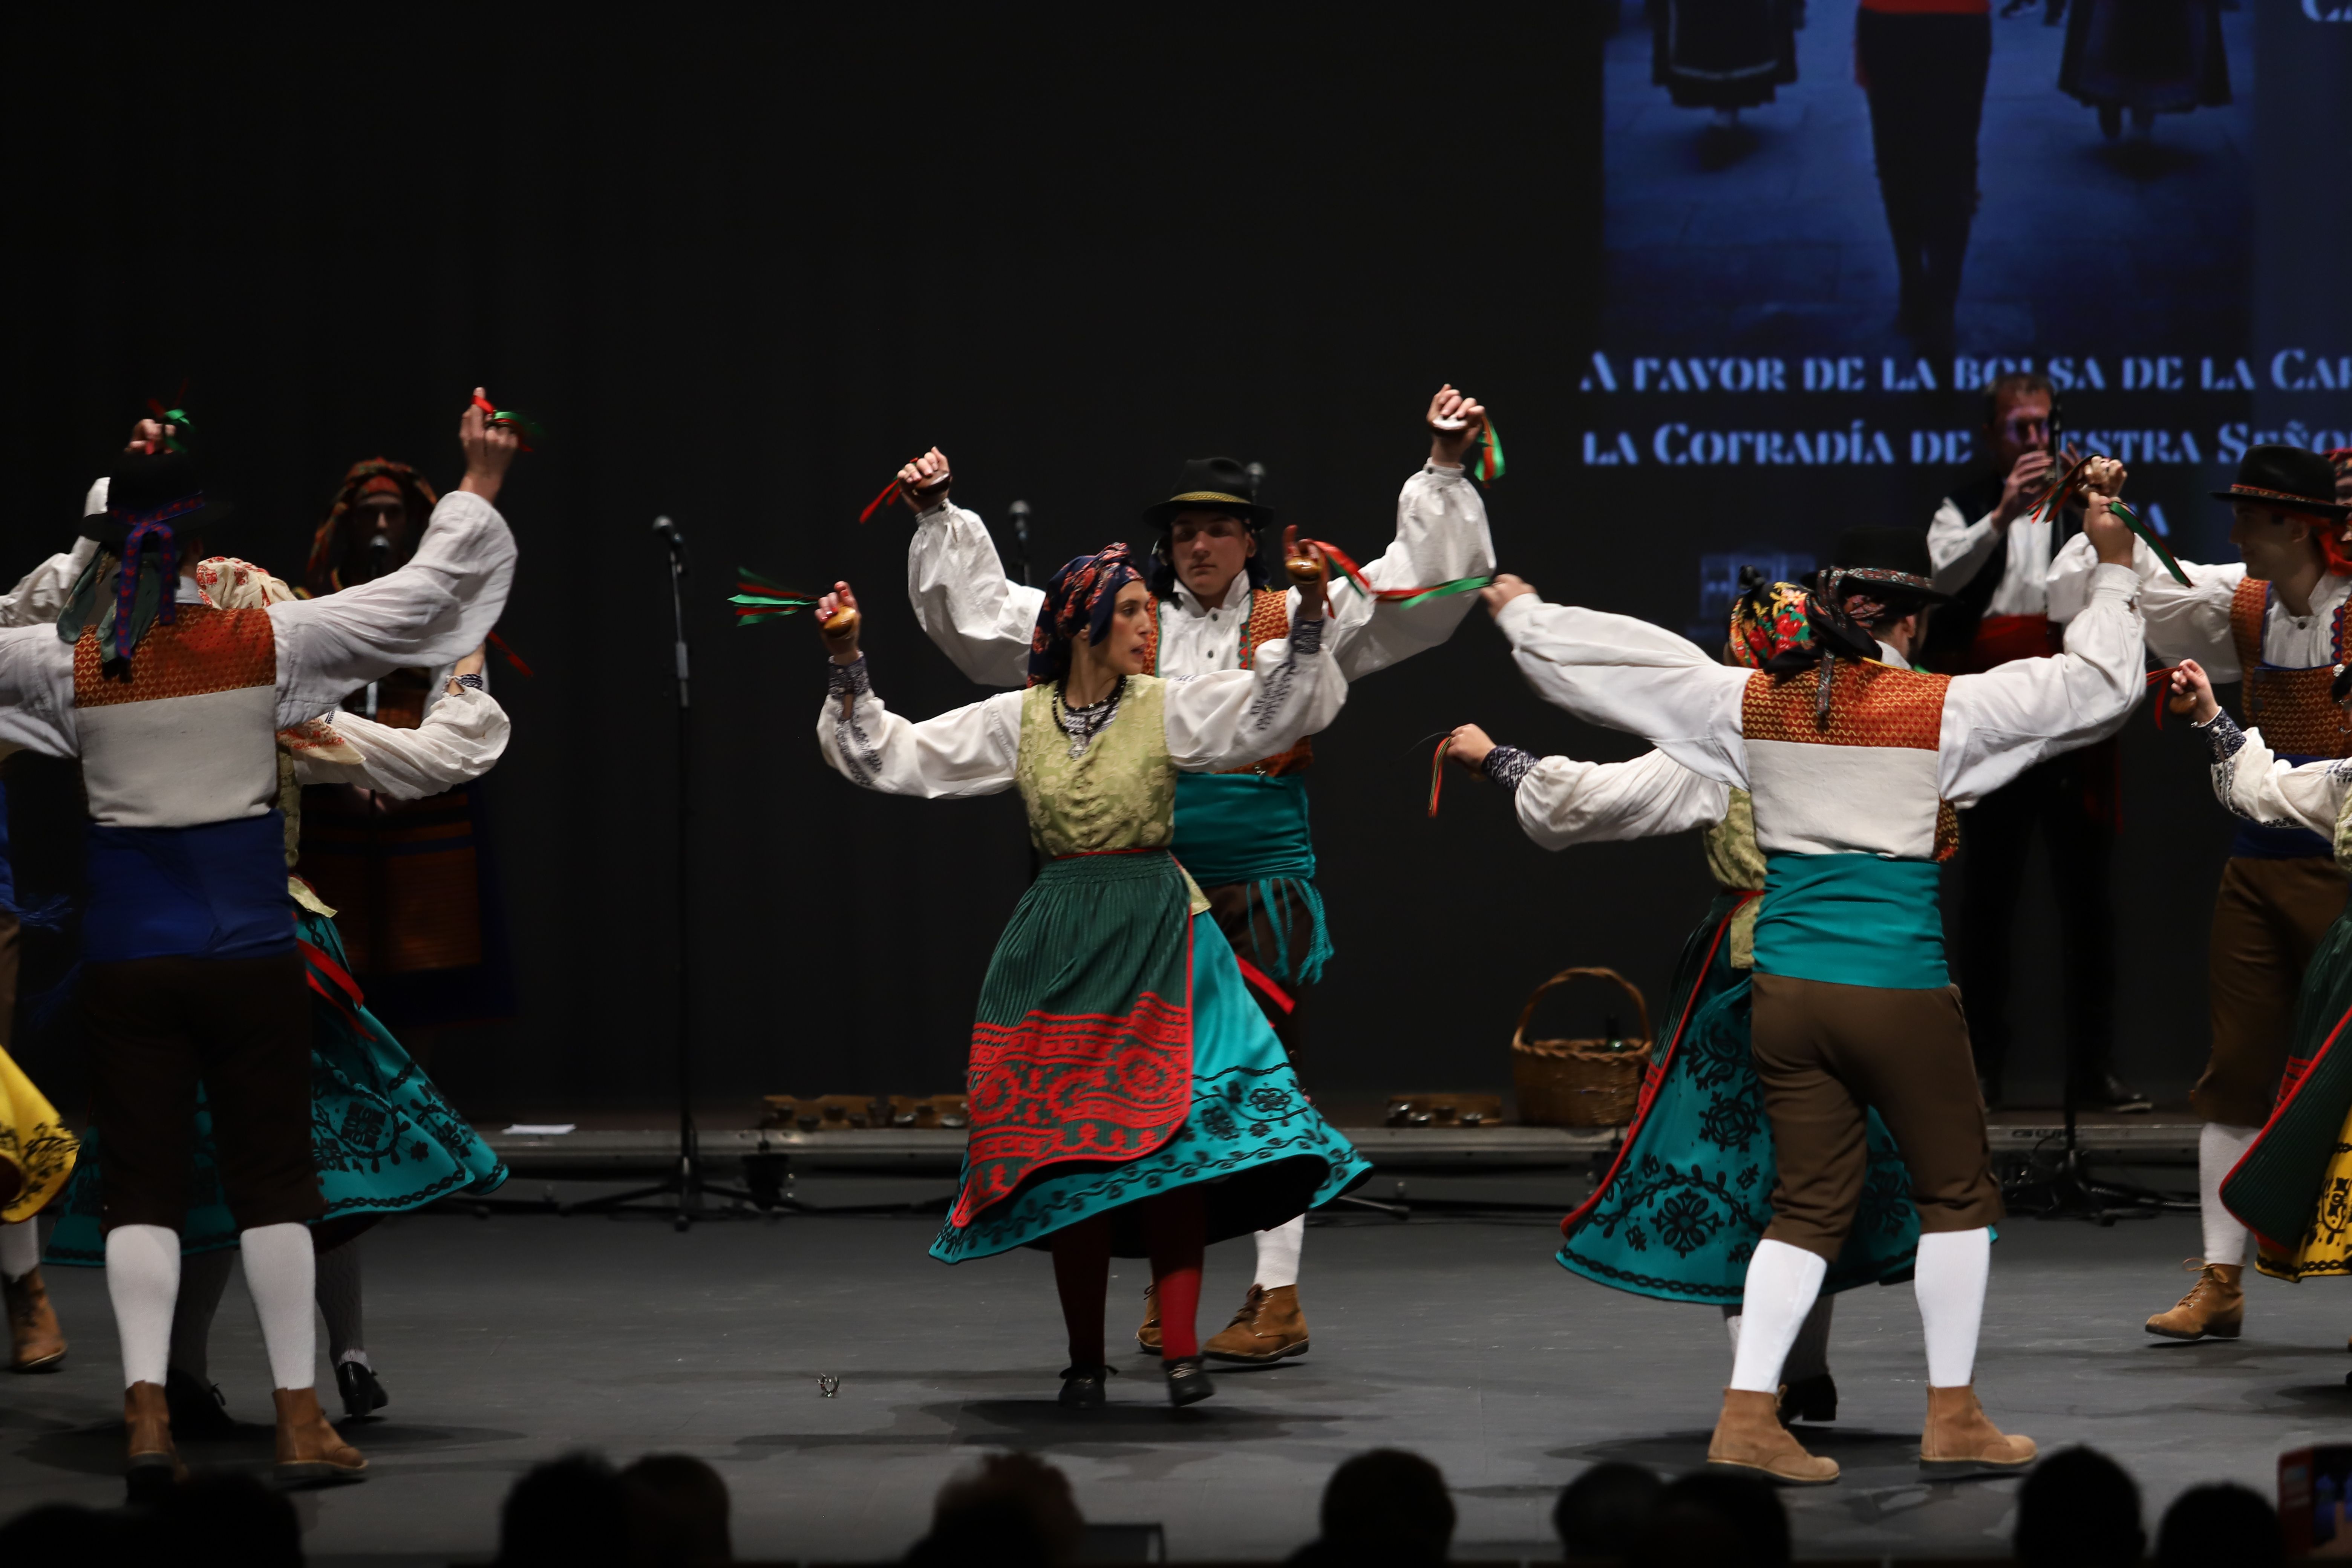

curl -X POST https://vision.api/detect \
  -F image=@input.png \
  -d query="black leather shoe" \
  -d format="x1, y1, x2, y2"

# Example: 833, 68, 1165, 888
334, 1360, 389, 1420
1778, 1372, 1838, 1426
1057, 1364, 1112, 1409
1163, 1356, 1215, 1408
164, 1366, 234, 1438
2072, 1073, 2153, 1114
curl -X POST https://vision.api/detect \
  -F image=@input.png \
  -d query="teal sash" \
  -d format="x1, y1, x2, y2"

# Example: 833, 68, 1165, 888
1752, 852, 1946, 991
1171, 772, 1314, 885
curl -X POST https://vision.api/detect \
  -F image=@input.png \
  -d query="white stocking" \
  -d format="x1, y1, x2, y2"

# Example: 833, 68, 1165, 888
2199, 1122, 2259, 1267
237, 1224, 316, 1392
1914, 1227, 1991, 1387
0, 1217, 40, 1281
316, 1239, 367, 1367
169, 1249, 237, 1385
1729, 1240, 1827, 1393
1253, 1215, 1305, 1290
1784, 1294, 1835, 1383
105, 1224, 180, 1389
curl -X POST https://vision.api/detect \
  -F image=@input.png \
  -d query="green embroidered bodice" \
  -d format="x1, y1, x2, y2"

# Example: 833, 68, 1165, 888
1704, 787, 1765, 970
1016, 676, 1178, 857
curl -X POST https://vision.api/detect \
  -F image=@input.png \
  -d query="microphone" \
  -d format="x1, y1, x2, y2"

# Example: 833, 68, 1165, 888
652, 514, 684, 552
1008, 500, 1032, 588
368, 531, 389, 582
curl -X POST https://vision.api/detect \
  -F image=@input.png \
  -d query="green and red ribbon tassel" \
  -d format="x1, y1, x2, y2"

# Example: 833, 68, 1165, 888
470, 392, 543, 453
1474, 420, 1504, 484
1427, 736, 1450, 818
145, 397, 192, 453
486, 629, 534, 677
2032, 456, 2189, 586
730, 567, 825, 626
1300, 539, 1494, 609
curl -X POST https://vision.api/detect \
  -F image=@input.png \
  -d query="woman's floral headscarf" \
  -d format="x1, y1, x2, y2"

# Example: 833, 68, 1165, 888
1726, 568, 1883, 725
1027, 542, 1144, 687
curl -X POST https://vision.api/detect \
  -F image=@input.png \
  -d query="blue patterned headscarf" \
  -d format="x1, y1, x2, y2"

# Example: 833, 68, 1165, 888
1027, 542, 1144, 687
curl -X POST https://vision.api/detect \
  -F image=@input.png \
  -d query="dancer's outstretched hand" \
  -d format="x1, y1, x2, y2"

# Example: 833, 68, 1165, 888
1282, 526, 1330, 623
127, 417, 176, 455
1480, 573, 1536, 617
2167, 659, 2219, 725
1444, 724, 1496, 776
458, 389, 522, 504
897, 448, 951, 511
818, 581, 863, 664
2079, 458, 2134, 567
1427, 384, 1487, 469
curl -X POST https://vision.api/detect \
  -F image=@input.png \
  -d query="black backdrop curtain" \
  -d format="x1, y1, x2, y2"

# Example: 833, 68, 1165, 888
0, 10, 1612, 1116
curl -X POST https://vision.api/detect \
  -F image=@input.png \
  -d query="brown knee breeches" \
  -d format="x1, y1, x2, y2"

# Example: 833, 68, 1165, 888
1748, 971, 2003, 1260
84, 950, 323, 1235
2195, 855, 2348, 1128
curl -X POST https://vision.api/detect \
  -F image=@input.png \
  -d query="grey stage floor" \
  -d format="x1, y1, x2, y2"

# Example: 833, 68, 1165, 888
0, 1178, 2336, 1562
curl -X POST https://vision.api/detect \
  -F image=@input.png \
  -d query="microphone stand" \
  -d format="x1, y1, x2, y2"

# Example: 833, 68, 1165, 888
564, 517, 761, 1229
1007, 499, 1032, 588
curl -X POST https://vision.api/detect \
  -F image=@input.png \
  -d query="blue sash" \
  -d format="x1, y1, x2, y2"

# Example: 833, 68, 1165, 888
84, 813, 294, 963
1170, 773, 1315, 886
2234, 753, 2334, 859
1752, 852, 1946, 991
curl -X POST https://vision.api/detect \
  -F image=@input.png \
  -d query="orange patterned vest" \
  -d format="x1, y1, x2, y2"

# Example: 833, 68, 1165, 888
1141, 587, 1312, 778
1740, 661, 1960, 863
2230, 576, 2352, 760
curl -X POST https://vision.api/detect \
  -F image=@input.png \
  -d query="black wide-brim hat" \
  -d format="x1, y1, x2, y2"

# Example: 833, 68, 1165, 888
80, 449, 239, 546
1141, 455, 1274, 530
1816, 525, 1957, 605
2210, 444, 2349, 519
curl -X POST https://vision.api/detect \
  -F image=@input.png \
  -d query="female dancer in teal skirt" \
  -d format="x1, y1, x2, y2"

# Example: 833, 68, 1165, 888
1441, 580, 1920, 1423
45, 556, 509, 1424
812, 541, 1368, 1407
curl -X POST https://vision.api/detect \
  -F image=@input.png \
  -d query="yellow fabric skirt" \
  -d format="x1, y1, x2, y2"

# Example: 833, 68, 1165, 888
2256, 1094, 2352, 1282
0, 1046, 77, 1224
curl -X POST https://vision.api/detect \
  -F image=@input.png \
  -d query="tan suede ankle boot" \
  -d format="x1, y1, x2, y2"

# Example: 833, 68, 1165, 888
1919, 1384, 2036, 1476
5, 1267, 65, 1372
124, 1381, 185, 1495
273, 1386, 367, 1486
2145, 1260, 2243, 1341
1135, 1284, 1161, 1354
1706, 1388, 1839, 1485
1205, 1284, 1311, 1364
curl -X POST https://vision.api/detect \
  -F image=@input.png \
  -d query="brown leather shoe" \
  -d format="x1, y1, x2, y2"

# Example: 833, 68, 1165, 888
2145, 1260, 2243, 1341
124, 1381, 186, 1499
5, 1267, 66, 1372
1135, 1284, 1161, 1354
1706, 1388, 1839, 1485
1920, 1384, 2036, 1476
273, 1386, 367, 1486
1205, 1284, 1311, 1364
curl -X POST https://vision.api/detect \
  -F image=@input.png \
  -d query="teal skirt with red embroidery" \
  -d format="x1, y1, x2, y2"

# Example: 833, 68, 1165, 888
44, 908, 507, 1264
931, 850, 1366, 1263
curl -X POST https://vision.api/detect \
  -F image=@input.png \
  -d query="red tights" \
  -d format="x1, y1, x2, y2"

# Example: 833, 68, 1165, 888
1049, 1187, 1205, 1366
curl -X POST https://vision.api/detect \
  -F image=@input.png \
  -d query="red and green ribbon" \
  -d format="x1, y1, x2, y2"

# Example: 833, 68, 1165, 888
858, 478, 904, 524
145, 398, 191, 453
730, 566, 824, 626
1474, 420, 1504, 484
2031, 456, 2189, 586
486, 628, 534, 677
1427, 736, 1450, 818
470, 392, 543, 453
1300, 538, 1495, 609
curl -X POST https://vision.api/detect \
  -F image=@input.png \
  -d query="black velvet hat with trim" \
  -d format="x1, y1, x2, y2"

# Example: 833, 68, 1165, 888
1141, 456, 1274, 530
1818, 525, 1956, 606
2210, 444, 2349, 519
80, 450, 240, 547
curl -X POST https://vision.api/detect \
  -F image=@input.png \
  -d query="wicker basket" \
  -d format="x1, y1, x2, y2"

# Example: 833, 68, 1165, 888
1510, 967, 1653, 1128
